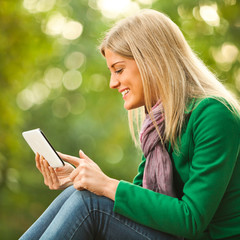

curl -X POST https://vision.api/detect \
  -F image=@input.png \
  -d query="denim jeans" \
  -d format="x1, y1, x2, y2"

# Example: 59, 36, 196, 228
19, 186, 179, 240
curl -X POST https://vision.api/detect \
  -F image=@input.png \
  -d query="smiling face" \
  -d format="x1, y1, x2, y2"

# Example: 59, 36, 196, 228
105, 49, 145, 110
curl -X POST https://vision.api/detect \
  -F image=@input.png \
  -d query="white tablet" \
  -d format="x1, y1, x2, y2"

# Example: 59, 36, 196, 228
22, 128, 64, 168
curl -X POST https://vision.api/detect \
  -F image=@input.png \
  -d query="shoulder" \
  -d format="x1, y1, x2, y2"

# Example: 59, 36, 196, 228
191, 98, 239, 125
193, 97, 235, 112
189, 97, 240, 142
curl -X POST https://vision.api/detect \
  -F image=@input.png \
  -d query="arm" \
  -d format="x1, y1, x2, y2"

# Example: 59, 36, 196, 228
114, 99, 240, 238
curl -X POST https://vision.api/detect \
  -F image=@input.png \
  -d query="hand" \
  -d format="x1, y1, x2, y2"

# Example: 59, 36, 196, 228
35, 153, 74, 190
58, 150, 119, 200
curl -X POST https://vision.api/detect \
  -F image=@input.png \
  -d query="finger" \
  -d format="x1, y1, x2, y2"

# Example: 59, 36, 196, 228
79, 150, 100, 169
40, 156, 48, 184
40, 155, 46, 174
35, 153, 42, 172
48, 167, 60, 189
41, 157, 52, 186
73, 181, 84, 191
44, 160, 54, 186
57, 152, 80, 167
79, 150, 92, 163
41, 158, 49, 182
69, 168, 80, 181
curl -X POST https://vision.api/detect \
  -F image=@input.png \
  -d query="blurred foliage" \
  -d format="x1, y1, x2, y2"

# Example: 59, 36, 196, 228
0, 0, 239, 239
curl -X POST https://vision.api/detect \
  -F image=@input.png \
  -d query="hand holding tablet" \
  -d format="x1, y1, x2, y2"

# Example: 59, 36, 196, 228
22, 128, 65, 168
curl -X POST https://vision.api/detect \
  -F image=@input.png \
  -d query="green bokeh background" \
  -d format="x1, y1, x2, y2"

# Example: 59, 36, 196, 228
0, 0, 239, 238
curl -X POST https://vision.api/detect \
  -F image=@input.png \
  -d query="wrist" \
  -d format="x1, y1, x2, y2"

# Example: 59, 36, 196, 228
104, 177, 119, 201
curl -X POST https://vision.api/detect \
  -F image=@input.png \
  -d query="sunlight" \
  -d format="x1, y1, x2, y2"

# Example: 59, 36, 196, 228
16, 83, 50, 110
212, 42, 239, 65
23, 0, 56, 13
136, 0, 154, 5
221, 43, 239, 63
200, 4, 220, 26
44, 68, 63, 89
52, 97, 71, 118
31, 82, 50, 104
224, 0, 236, 5
97, 0, 140, 19
63, 70, 82, 91
44, 13, 83, 40
45, 13, 67, 36
64, 52, 85, 70
62, 21, 83, 40
16, 89, 35, 110
69, 94, 86, 115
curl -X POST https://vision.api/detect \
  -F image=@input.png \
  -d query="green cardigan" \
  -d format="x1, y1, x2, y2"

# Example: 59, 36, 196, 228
113, 98, 240, 240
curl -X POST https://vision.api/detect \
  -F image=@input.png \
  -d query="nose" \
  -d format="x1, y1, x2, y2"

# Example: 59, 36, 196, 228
109, 74, 120, 89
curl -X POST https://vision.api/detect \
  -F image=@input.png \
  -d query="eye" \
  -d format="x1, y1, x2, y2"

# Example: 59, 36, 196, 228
115, 69, 123, 74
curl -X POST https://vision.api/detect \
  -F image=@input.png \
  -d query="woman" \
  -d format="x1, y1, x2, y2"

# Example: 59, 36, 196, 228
20, 9, 240, 240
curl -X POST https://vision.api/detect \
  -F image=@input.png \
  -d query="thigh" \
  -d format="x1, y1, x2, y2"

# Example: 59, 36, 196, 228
90, 192, 179, 240
40, 190, 179, 240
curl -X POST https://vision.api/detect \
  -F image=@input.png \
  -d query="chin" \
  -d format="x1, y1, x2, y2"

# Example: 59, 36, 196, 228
124, 104, 133, 110
124, 102, 144, 110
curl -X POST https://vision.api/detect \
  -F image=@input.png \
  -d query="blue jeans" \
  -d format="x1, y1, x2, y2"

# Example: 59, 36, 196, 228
19, 186, 179, 240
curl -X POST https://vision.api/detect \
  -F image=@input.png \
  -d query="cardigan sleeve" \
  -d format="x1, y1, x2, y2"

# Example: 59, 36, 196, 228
113, 99, 240, 239
132, 155, 145, 186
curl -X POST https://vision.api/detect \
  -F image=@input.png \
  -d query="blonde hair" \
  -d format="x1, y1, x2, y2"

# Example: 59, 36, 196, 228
100, 9, 240, 147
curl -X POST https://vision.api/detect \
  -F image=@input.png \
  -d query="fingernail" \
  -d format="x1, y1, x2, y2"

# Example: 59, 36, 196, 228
80, 150, 84, 154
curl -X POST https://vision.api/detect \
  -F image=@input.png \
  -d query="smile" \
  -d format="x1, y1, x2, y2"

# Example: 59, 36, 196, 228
122, 89, 130, 97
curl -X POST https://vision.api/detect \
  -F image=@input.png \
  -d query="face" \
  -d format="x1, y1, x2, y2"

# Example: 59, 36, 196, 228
105, 49, 145, 110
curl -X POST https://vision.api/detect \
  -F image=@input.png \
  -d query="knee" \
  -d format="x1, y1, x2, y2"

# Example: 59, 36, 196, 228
64, 190, 95, 211
65, 190, 114, 214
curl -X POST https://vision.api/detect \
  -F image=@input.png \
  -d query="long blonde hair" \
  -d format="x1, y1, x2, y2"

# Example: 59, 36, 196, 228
100, 9, 240, 147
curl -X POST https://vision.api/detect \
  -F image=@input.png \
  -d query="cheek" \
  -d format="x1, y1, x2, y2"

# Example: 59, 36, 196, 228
138, 79, 144, 97
139, 84, 145, 104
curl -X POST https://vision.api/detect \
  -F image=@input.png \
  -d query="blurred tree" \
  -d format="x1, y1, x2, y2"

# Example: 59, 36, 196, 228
152, 0, 240, 92
0, 0, 56, 238
0, 0, 239, 239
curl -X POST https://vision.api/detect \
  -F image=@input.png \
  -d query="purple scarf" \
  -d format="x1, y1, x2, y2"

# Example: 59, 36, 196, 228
140, 103, 176, 197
